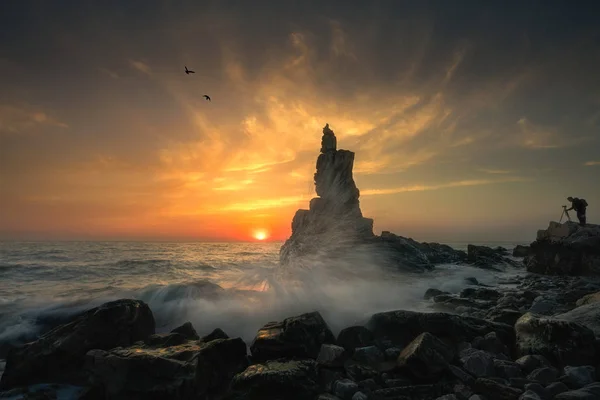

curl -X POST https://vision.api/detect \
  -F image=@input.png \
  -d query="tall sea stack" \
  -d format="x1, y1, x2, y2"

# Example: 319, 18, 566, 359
279, 124, 469, 271
279, 124, 374, 265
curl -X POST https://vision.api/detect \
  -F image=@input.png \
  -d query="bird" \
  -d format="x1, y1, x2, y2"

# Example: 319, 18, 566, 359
203, 95, 211, 101
185, 66, 195, 74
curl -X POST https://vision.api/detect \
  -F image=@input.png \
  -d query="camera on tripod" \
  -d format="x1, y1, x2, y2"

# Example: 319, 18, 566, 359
560, 205, 571, 223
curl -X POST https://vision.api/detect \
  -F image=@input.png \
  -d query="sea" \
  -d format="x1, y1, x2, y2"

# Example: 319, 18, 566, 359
0, 239, 529, 380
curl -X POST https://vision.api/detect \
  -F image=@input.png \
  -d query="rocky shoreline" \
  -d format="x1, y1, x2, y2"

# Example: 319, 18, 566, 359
1, 267, 599, 400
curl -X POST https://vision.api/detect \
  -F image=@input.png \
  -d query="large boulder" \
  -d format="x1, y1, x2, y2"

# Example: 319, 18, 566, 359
526, 222, 600, 276
229, 359, 319, 400
553, 302, 600, 336
365, 310, 515, 350
0, 299, 155, 390
86, 337, 248, 399
250, 311, 336, 362
396, 332, 455, 379
514, 312, 597, 368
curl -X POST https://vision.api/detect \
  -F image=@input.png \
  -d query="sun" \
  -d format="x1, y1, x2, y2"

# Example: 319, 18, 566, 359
253, 230, 268, 241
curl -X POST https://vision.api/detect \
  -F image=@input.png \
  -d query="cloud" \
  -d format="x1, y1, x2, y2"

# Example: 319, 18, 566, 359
0, 105, 68, 134
361, 177, 530, 196
129, 59, 152, 75
584, 161, 600, 166
99, 68, 119, 79
479, 168, 513, 174
515, 117, 590, 149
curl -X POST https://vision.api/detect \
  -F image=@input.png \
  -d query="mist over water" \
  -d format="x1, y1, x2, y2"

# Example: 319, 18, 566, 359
0, 240, 525, 357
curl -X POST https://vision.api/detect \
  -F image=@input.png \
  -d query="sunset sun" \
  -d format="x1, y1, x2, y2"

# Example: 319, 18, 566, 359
253, 230, 268, 241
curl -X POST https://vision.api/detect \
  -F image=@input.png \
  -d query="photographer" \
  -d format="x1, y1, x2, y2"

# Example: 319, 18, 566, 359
566, 196, 588, 226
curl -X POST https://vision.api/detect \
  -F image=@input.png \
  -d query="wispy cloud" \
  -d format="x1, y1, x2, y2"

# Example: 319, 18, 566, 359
361, 177, 530, 196
584, 161, 600, 166
0, 105, 68, 134
99, 68, 119, 79
479, 168, 513, 174
129, 60, 152, 75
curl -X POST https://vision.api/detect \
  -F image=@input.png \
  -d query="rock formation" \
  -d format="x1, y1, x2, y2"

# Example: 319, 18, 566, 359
279, 123, 375, 266
525, 221, 600, 275
278, 124, 513, 271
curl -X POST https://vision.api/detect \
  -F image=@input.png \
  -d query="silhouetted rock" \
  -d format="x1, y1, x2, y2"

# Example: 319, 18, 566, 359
366, 310, 514, 350
396, 332, 455, 379
467, 244, 520, 270
526, 222, 600, 275
0, 299, 155, 390
86, 337, 248, 399
336, 326, 375, 355
553, 302, 600, 336
170, 321, 199, 340
250, 311, 336, 362
513, 245, 530, 257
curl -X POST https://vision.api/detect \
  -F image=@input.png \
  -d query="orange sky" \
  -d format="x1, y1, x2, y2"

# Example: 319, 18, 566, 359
0, 2, 599, 242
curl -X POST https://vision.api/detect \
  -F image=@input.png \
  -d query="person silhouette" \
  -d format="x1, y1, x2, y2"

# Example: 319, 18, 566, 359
566, 196, 588, 226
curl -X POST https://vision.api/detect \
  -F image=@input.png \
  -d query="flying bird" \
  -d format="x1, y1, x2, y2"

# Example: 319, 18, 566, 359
203, 95, 211, 101
185, 66, 195, 74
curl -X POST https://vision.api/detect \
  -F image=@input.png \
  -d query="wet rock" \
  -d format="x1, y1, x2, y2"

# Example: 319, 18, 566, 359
250, 311, 335, 361
528, 297, 562, 315
343, 361, 379, 382
318, 367, 345, 392
372, 383, 446, 399
487, 309, 524, 326
563, 365, 597, 389
366, 310, 514, 350
554, 302, 600, 336
523, 383, 549, 399
515, 313, 596, 367
472, 332, 510, 357
170, 321, 199, 340
519, 390, 542, 400
353, 346, 384, 367
317, 394, 342, 400
86, 337, 247, 399
200, 328, 229, 343
554, 382, 600, 399
0, 299, 155, 390
513, 245, 531, 258
460, 349, 496, 378
317, 344, 348, 368
436, 395, 458, 400
333, 379, 359, 400
384, 347, 402, 360
467, 245, 520, 270
336, 326, 375, 355
461, 288, 503, 301
425, 288, 450, 300
515, 355, 552, 375
396, 332, 455, 379
509, 377, 533, 389
575, 292, 600, 307
474, 378, 524, 400
527, 367, 559, 385
230, 359, 318, 400
494, 360, 523, 379
546, 381, 570, 397
352, 392, 368, 400
447, 364, 476, 385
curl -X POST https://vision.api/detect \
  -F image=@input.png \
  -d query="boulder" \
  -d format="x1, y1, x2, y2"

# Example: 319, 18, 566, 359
459, 349, 495, 378
576, 292, 600, 307
229, 359, 319, 400
553, 302, 600, 336
366, 310, 514, 350
316, 344, 348, 368
563, 365, 597, 389
554, 383, 600, 400
473, 378, 523, 400
0, 299, 155, 390
250, 311, 335, 362
513, 245, 531, 258
86, 337, 248, 399
514, 312, 597, 368
170, 321, 200, 340
526, 222, 600, 276
336, 326, 375, 355
396, 332, 455, 379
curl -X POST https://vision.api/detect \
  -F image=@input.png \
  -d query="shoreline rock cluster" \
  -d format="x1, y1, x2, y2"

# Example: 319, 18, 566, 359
1, 288, 599, 400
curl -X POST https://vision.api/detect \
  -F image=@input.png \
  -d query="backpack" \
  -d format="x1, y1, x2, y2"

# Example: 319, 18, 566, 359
581, 199, 588, 208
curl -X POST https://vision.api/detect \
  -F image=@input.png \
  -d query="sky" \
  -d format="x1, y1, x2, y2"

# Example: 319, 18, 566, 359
0, 0, 599, 243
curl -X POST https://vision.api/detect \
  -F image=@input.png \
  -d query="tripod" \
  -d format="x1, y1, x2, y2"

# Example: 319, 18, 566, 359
559, 205, 572, 223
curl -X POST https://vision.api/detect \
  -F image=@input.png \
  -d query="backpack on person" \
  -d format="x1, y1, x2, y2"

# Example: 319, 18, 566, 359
581, 198, 588, 208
